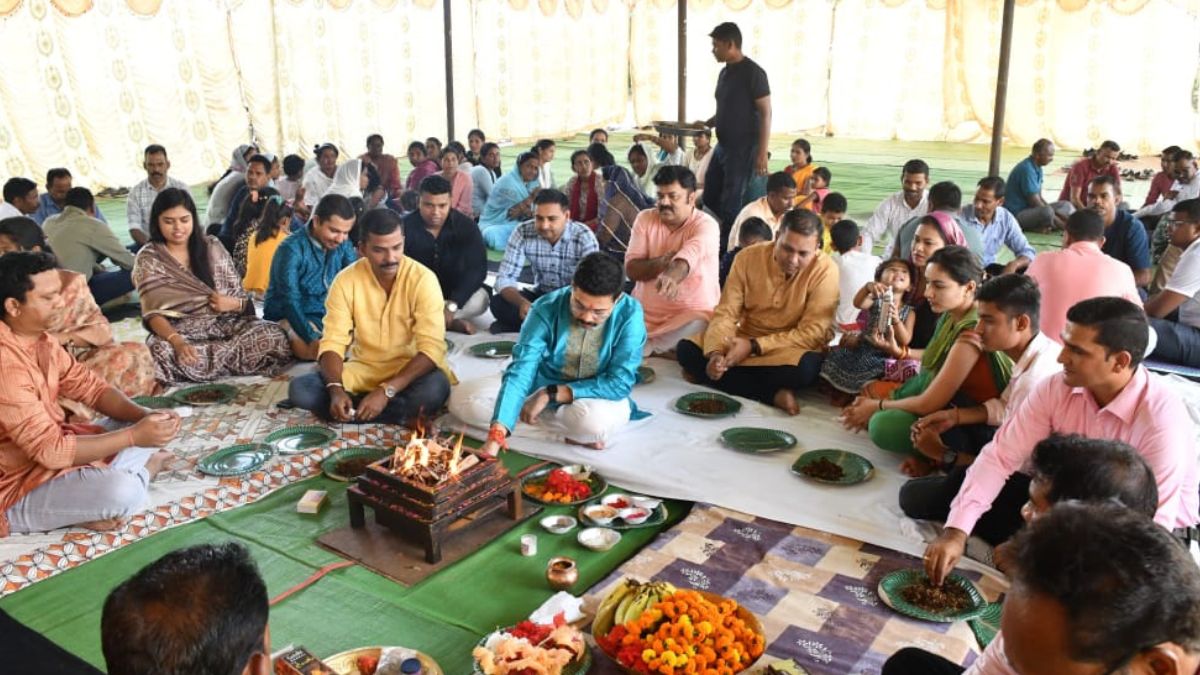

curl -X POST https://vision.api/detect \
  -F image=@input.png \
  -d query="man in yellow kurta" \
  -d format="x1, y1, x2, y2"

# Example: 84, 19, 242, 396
287, 208, 453, 425
677, 209, 838, 415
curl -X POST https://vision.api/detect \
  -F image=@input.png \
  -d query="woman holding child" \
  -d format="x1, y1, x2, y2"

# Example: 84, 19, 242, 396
841, 213, 1012, 475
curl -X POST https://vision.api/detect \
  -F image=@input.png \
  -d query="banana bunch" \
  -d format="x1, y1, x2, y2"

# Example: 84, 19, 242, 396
593, 579, 679, 637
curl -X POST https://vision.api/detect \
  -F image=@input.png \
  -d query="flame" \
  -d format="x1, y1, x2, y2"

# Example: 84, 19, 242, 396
447, 433, 465, 478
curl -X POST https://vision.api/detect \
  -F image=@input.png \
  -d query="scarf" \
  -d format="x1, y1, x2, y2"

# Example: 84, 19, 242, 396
569, 173, 599, 226
898, 307, 1013, 399
229, 144, 254, 173
325, 159, 363, 199
133, 238, 244, 320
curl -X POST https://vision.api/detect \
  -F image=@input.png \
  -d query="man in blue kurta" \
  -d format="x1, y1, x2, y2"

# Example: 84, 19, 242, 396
451, 253, 648, 455
262, 194, 357, 360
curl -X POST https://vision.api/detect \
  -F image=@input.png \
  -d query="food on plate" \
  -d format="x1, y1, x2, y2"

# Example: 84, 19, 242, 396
582, 505, 618, 524
596, 582, 764, 674
618, 508, 651, 525
472, 613, 586, 675
686, 398, 727, 415
523, 468, 593, 504
183, 388, 224, 404
899, 577, 972, 614
800, 457, 845, 481
334, 456, 377, 479
355, 654, 380, 674
603, 496, 631, 509
577, 527, 620, 551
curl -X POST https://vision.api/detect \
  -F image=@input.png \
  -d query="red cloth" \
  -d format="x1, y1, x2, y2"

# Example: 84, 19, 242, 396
569, 173, 600, 228
1144, 171, 1176, 207
1058, 158, 1120, 203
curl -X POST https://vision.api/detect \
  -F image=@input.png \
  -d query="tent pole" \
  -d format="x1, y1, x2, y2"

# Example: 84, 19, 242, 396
677, 0, 687, 123
443, 0, 456, 141
988, 0, 1016, 176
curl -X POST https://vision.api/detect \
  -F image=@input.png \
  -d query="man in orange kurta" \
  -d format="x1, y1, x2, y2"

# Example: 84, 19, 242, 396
677, 209, 839, 414
625, 165, 721, 356
0, 252, 179, 537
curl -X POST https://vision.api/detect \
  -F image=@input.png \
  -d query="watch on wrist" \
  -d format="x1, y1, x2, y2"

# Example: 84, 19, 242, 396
545, 384, 559, 401
381, 383, 397, 399
941, 448, 959, 471
750, 338, 762, 356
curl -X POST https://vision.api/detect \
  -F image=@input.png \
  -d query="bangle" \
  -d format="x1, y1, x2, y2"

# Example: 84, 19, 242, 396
877, 398, 885, 411
324, 382, 345, 390
487, 425, 509, 451
165, 333, 181, 344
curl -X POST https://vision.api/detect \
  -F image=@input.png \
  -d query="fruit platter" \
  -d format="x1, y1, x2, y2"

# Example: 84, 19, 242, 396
521, 464, 608, 506
593, 579, 766, 674
472, 612, 592, 675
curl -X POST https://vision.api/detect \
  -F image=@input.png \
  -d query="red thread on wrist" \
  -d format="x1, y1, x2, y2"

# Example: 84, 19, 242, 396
487, 425, 508, 451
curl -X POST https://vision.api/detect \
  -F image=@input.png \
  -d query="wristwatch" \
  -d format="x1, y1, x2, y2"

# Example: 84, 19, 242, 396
749, 338, 762, 356
545, 384, 559, 401
941, 448, 959, 471
381, 383, 397, 399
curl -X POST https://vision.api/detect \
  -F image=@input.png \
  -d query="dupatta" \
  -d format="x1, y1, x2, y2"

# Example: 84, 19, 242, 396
133, 237, 245, 320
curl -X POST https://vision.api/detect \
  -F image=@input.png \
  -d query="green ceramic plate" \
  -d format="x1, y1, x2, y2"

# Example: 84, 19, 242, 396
321, 446, 389, 482
790, 449, 875, 485
672, 391, 742, 419
472, 631, 591, 675
970, 600, 1004, 648
719, 427, 798, 453
171, 383, 238, 407
133, 395, 177, 409
877, 569, 988, 623
578, 499, 668, 530
469, 341, 516, 358
197, 443, 274, 477
636, 365, 656, 385
265, 425, 338, 455
520, 464, 609, 506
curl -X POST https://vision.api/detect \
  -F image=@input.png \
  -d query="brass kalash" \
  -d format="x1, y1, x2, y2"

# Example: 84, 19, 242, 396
347, 422, 525, 563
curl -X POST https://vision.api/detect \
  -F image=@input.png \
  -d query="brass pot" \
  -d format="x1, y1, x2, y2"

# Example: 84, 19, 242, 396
545, 556, 579, 590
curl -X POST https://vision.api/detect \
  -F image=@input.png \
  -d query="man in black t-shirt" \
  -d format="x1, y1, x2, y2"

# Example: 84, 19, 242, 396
697, 22, 772, 251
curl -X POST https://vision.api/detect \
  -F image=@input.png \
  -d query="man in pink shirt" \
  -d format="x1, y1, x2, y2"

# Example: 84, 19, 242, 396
625, 165, 721, 356
1026, 209, 1141, 344
886, 502, 1200, 675
1057, 140, 1122, 213
924, 296, 1199, 585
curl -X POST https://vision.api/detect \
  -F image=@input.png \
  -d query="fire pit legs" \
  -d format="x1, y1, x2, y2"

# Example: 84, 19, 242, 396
349, 497, 366, 529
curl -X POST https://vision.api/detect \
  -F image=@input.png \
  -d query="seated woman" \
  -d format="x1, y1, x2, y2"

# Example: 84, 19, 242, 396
841, 240, 1012, 475
0, 218, 157, 420
564, 149, 603, 231
587, 143, 654, 262
439, 143, 474, 218
241, 196, 293, 297
229, 186, 281, 279
478, 151, 541, 250
133, 188, 292, 384
469, 142, 502, 218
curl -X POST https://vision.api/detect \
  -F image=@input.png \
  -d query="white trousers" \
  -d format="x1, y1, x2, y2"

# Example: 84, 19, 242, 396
644, 319, 709, 357
449, 375, 632, 444
454, 287, 491, 320
5, 445, 154, 534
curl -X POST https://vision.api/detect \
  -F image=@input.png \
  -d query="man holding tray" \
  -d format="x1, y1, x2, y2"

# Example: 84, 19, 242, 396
452, 253, 648, 455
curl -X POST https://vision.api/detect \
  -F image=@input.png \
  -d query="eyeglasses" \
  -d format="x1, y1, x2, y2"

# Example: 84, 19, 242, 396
1166, 216, 1198, 228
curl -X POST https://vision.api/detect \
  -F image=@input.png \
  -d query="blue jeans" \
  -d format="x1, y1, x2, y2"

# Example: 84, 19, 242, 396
1149, 317, 1200, 367
88, 269, 134, 306
287, 369, 451, 425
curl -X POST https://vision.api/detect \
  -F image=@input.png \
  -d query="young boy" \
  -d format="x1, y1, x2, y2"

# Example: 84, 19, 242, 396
829, 219, 881, 329
720, 217, 772, 288
819, 191, 847, 253
277, 154, 305, 206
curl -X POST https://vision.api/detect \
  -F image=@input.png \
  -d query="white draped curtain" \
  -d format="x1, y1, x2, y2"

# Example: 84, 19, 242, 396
0, 0, 1196, 189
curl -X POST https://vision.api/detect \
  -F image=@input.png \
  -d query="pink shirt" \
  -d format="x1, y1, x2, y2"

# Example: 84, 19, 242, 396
981, 331, 1061, 426
627, 207, 721, 338
1026, 241, 1141, 344
947, 367, 1199, 533
964, 634, 1016, 675
1058, 158, 1120, 202
446, 170, 474, 218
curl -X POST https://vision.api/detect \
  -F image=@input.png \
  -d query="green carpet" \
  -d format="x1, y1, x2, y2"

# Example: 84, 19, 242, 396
0, 452, 687, 672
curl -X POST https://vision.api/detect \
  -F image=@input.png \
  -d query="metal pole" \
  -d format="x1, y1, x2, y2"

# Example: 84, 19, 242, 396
988, 0, 1016, 176
677, 0, 687, 123
443, 0, 456, 141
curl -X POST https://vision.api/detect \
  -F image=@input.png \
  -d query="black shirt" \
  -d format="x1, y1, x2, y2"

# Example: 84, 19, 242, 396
402, 209, 488, 307
713, 56, 770, 144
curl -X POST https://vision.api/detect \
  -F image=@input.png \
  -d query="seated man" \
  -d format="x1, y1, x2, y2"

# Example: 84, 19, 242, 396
125, 144, 190, 249
0, 251, 179, 536
44, 187, 136, 306
0, 177, 39, 220
1003, 138, 1063, 232
453, 253, 647, 455
923, 297, 1199, 581
1148, 151, 1200, 288
1026, 209, 1141, 344
1144, 198, 1200, 367
1137, 149, 1200, 227
887, 502, 1200, 675
861, 159, 929, 252
1058, 140, 1122, 217
891, 181, 984, 262
677, 209, 839, 415
960, 177, 1037, 276
287, 209, 451, 425
264, 194, 357, 360
490, 189, 599, 333
402, 175, 489, 335
900, 274, 1061, 535
725, 170, 795, 251
625, 165, 720, 356
1085, 174, 1151, 289
102, 542, 271, 675
218, 154, 273, 249
32, 168, 110, 226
